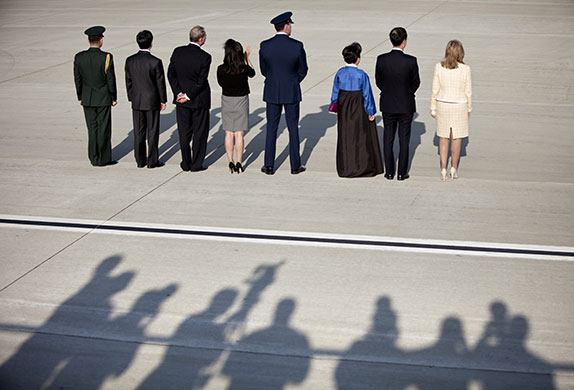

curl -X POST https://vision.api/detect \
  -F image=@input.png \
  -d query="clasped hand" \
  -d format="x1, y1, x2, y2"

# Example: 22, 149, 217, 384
176, 93, 189, 103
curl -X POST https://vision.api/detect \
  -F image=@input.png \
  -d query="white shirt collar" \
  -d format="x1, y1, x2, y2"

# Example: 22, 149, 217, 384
139, 49, 151, 52
190, 42, 202, 48
345, 64, 358, 68
392, 47, 404, 52
276, 32, 288, 36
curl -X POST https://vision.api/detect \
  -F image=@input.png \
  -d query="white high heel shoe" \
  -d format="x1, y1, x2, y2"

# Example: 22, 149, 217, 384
440, 168, 447, 181
450, 167, 458, 179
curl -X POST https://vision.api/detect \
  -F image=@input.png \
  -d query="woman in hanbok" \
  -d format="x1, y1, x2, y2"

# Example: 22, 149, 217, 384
331, 42, 383, 178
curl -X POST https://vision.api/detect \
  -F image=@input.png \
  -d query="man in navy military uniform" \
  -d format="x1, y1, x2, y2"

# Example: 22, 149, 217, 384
259, 12, 308, 175
74, 26, 118, 166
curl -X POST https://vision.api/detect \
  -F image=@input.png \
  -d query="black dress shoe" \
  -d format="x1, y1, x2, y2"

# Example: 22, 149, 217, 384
397, 174, 410, 181
291, 166, 306, 175
104, 160, 118, 166
384, 173, 394, 180
261, 166, 274, 175
137, 163, 146, 168
235, 162, 244, 173
148, 161, 165, 169
180, 162, 191, 172
229, 161, 237, 173
191, 166, 207, 172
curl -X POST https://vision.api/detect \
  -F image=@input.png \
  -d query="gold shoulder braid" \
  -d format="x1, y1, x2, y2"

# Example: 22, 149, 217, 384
105, 53, 110, 74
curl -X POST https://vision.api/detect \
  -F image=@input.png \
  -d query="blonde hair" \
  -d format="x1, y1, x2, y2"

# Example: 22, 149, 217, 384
441, 40, 465, 69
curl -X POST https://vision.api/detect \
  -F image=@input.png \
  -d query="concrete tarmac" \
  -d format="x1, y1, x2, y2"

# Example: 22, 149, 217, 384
0, 0, 573, 389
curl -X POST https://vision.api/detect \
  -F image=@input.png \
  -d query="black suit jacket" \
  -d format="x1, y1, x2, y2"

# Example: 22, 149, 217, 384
125, 51, 167, 111
167, 43, 211, 109
259, 34, 308, 104
74, 47, 117, 106
375, 49, 420, 114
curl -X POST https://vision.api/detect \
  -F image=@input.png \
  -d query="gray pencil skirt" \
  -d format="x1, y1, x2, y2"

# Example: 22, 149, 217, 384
221, 94, 249, 132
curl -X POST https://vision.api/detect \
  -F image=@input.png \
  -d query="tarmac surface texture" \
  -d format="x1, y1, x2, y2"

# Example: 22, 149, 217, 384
0, 0, 573, 389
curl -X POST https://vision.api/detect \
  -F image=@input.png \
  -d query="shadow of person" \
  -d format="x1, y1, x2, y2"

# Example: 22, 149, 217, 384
204, 107, 226, 167
297, 104, 337, 166
473, 301, 508, 360
113, 108, 179, 163
159, 107, 221, 165
408, 317, 470, 390
0, 255, 134, 389
138, 288, 238, 390
49, 284, 178, 389
472, 310, 556, 390
409, 112, 426, 168
222, 298, 310, 390
432, 134, 469, 167
205, 107, 267, 168
225, 261, 285, 340
335, 296, 404, 390
380, 114, 425, 174
243, 109, 286, 169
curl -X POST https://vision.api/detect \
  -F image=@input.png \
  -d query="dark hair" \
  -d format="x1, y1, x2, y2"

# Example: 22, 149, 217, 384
389, 27, 407, 47
222, 38, 245, 74
88, 35, 102, 44
136, 30, 153, 50
274, 22, 288, 32
342, 42, 362, 64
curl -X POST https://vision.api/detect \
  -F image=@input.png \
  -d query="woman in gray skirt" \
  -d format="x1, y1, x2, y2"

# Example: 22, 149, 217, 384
217, 39, 256, 173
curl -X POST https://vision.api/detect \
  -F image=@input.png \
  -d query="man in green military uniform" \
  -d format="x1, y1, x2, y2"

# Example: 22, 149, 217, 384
74, 26, 118, 166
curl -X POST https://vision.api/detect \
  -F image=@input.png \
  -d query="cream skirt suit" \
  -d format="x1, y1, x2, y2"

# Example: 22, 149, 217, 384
430, 63, 472, 138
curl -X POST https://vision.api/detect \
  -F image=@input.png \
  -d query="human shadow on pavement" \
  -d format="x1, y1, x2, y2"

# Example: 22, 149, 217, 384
222, 298, 311, 390
205, 107, 267, 169
379, 113, 426, 174
243, 109, 285, 169
113, 109, 178, 163
0, 255, 136, 389
335, 297, 560, 390
225, 261, 285, 338
276, 104, 336, 168
138, 288, 238, 389
159, 107, 222, 166
50, 284, 177, 389
432, 134, 469, 167
138, 261, 283, 389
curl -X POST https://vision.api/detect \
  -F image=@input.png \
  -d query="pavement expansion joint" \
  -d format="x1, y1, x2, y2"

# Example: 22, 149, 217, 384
1, 214, 573, 261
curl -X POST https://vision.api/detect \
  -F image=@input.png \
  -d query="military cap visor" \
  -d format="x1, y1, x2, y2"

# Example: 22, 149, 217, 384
84, 26, 105, 37
270, 11, 293, 25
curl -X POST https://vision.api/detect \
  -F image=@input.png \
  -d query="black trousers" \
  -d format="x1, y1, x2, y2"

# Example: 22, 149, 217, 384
382, 112, 414, 176
132, 109, 160, 167
264, 102, 301, 170
83, 105, 112, 166
176, 105, 209, 171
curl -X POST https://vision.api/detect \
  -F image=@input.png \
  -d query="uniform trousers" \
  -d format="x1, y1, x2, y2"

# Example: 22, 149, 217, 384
176, 105, 209, 171
382, 112, 414, 176
83, 105, 112, 166
264, 102, 301, 170
132, 109, 160, 167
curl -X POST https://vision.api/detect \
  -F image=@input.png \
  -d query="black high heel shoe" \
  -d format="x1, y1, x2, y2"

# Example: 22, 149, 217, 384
235, 162, 244, 173
229, 161, 237, 173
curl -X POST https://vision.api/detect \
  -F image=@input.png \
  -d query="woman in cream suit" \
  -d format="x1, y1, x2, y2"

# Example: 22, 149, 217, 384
430, 40, 472, 180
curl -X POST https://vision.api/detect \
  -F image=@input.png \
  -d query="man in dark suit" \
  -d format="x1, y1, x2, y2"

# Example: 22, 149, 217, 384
375, 27, 420, 181
167, 26, 211, 172
74, 26, 117, 167
259, 11, 308, 175
125, 30, 167, 169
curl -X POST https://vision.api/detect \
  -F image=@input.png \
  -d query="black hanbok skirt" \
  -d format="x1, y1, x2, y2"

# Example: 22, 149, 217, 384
336, 90, 383, 178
